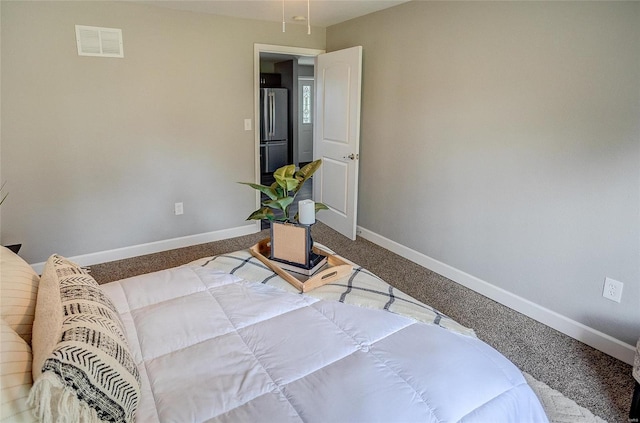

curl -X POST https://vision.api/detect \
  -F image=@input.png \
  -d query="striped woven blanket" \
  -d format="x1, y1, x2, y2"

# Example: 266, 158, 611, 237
187, 245, 475, 338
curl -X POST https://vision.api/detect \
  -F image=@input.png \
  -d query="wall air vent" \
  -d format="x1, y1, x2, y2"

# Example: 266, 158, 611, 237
75, 25, 124, 58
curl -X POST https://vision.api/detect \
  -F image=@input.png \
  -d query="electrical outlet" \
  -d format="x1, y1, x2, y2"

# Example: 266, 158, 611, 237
174, 202, 183, 216
602, 277, 623, 303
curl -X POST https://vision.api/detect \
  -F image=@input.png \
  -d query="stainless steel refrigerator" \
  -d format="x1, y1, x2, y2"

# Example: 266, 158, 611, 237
260, 88, 288, 173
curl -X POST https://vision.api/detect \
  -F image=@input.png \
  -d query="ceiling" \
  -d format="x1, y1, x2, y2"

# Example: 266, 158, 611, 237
138, 0, 410, 28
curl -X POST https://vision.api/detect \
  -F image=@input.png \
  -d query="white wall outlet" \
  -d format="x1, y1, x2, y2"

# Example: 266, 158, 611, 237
174, 202, 183, 216
244, 118, 252, 131
602, 277, 623, 303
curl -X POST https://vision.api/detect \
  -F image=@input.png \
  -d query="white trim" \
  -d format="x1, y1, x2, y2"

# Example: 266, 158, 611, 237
254, 43, 324, 57
30, 223, 260, 274
356, 225, 636, 365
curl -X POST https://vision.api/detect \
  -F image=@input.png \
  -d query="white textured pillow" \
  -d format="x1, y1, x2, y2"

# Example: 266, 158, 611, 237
0, 318, 37, 422
0, 247, 40, 345
30, 255, 64, 381
28, 255, 140, 423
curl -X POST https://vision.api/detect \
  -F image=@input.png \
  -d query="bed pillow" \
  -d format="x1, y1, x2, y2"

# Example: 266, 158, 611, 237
0, 319, 37, 422
28, 255, 140, 423
30, 255, 64, 381
0, 246, 40, 345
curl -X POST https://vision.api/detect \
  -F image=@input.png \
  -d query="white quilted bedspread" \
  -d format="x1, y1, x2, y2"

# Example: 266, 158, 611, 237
101, 265, 548, 422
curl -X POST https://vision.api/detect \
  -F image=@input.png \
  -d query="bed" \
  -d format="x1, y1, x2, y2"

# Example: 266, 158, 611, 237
0, 245, 548, 422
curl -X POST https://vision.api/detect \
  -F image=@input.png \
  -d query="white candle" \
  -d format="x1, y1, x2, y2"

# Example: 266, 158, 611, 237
298, 199, 316, 225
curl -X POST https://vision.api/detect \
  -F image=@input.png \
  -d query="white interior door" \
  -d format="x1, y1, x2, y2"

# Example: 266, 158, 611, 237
313, 46, 362, 240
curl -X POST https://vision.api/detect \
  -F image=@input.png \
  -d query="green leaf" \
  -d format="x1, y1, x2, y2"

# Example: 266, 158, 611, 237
267, 182, 284, 199
315, 202, 329, 212
272, 165, 292, 189
280, 177, 299, 192
274, 165, 299, 192
238, 182, 278, 201
293, 159, 322, 193
264, 196, 294, 213
274, 164, 296, 179
246, 207, 275, 221
295, 159, 321, 180
274, 176, 299, 192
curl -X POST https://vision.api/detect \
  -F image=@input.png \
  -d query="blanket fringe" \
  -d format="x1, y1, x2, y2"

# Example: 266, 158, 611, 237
28, 372, 101, 423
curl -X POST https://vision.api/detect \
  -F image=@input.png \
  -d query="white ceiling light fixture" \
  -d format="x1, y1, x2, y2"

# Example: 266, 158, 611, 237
282, 0, 311, 35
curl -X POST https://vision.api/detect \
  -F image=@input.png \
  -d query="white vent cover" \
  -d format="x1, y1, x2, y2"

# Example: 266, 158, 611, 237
75, 25, 124, 58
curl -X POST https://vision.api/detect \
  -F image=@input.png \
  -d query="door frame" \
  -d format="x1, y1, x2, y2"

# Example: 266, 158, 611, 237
253, 44, 325, 226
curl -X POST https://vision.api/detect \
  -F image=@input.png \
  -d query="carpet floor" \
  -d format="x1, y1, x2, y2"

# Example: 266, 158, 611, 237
89, 222, 634, 423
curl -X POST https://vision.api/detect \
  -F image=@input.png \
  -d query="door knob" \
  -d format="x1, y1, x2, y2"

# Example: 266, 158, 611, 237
344, 153, 358, 161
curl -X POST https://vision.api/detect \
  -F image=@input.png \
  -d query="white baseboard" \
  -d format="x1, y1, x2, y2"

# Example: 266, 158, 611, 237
357, 226, 636, 365
30, 223, 260, 275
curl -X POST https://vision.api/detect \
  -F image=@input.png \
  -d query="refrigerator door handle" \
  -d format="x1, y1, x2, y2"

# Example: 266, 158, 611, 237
269, 92, 275, 136
268, 93, 271, 136
263, 92, 269, 140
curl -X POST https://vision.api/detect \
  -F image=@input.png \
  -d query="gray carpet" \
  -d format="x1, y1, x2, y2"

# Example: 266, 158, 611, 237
89, 222, 634, 423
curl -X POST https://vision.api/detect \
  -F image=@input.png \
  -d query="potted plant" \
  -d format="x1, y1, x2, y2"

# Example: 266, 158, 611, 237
240, 159, 328, 223
240, 160, 328, 268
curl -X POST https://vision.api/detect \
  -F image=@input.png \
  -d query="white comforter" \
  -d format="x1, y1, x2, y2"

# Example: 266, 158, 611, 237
101, 265, 548, 422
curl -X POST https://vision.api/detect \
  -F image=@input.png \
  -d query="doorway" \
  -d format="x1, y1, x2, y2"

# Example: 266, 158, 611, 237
258, 56, 318, 172
254, 44, 324, 229
253, 44, 363, 240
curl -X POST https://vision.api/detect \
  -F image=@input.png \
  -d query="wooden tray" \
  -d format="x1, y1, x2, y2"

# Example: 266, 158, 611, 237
250, 238, 353, 292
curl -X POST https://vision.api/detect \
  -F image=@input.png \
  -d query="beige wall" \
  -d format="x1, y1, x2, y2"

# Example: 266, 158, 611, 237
0, 1, 324, 263
327, 1, 640, 345
2, 0, 638, 351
